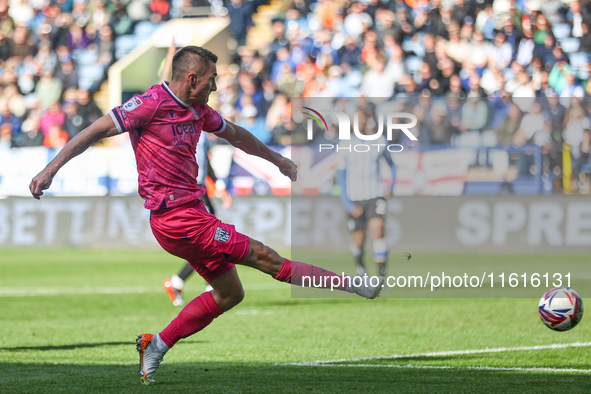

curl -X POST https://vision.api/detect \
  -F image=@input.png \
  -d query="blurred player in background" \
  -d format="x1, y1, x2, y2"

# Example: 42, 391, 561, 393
30, 46, 384, 386
336, 108, 396, 280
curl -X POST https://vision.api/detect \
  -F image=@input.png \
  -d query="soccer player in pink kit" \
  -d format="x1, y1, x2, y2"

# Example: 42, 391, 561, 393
29, 46, 383, 385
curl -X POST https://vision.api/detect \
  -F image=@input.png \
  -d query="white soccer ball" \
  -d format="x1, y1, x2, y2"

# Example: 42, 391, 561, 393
538, 287, 584, 332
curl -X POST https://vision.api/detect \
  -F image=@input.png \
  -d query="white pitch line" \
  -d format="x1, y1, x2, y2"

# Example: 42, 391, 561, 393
0, 287, 163, 297
0, 283, 287, 297
307, 363, 591, 374
279, 342, 591, 366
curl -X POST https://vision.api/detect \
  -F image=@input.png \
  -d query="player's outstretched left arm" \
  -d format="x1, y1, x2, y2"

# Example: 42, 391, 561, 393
30, 115, 120, 199
217, 120, 297, 181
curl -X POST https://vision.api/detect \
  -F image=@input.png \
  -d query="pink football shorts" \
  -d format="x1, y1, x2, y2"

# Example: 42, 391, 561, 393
150, 199, 250, 283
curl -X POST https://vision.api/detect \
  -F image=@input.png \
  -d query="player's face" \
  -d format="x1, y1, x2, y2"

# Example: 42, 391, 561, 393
191, 62, 217, 105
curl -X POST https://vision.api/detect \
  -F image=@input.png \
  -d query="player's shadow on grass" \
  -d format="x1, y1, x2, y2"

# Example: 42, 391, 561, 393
0, 340, 206, 352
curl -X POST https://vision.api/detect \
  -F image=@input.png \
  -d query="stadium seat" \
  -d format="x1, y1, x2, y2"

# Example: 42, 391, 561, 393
559, 37, 580, 53
569, 52, 591, 71
402, 35, 425, 58
75, 49, 99, 66
115, 35, 140, 59
451, 131, 481, 166
134, 21, 161, 39
481, 130, 497, 147
406, 55, 423, 76
78, 65, 106, 90
552, 23, 572, 40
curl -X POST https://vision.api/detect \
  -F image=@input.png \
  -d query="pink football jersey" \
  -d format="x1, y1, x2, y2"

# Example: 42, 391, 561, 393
109, 82, 226, 210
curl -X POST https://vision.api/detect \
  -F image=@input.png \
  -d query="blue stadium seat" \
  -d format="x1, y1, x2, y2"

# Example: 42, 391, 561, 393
552, 23, 572, 40
115, 35, 140, 59
75, 49, 99, 66
569, 52, 590, 71
559, 37, 580, 53
134, 21, 160, 39
402, 35, 425, 58
78, 65, 105, 90
406, 55, 423, 76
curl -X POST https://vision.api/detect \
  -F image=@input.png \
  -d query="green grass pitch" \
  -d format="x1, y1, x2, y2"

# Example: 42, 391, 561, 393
1, 249, 590, 393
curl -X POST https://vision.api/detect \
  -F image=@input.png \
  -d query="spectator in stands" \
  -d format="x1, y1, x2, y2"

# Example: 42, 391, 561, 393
338, 35, 363, 68
227, 0, 255, 47
515, 20, 535, 67
568, 0, 588, 38
43, 123, 68, 148
63, 100, 84, 139
39, 102, 65, 136
469, 30, 490, 70
0, 0, 14, 38
55, 57, 79, 90
35, 70, 63, 108
76, 89, 102, 128
548, 59, 571, 93
534, 13, 552, 44
344, 2, 372, 40
496, 103, 522, 145
516, 101, 546, 144
97, 25, 115, 66
270, 47, 295, 83
265, 18, 288, 70
426, 102, 455, 144
383, 40, 407, 85
559, 73, 585, 107
460, 97, 488, 132
2, 83, 26, 118
238, 105, 271, 144
489, 30, 512, 70
500, 17, 521, 57
579, 22, 591, 52
9, 23, 33, 59
34, 42, 57, 73
564, 104, 589, 157
150, 0, 171, 21
572, 129, 591, 189
17, 116, 44, 147
266, 93, 288, 137
0, 101, 21, 142
67, 22, 90, 51
361, 56, 395, 97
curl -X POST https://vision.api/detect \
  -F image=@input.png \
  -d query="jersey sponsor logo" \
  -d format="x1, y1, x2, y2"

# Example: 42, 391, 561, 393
171, 122, 197, 136
214, 227, 230, 243
119, 106, 127, 119
122, 96, 143, 112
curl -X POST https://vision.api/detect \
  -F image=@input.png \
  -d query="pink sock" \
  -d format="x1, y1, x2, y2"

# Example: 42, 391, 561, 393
274, 258, 347, 290
159, 291, 222, 348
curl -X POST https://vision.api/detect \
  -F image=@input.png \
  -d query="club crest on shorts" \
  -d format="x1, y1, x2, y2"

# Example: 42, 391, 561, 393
214, 227, 230, 243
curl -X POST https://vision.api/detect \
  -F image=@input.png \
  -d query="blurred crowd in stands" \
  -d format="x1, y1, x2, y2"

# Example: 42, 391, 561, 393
214, 0, 591, 191
1, 0, 591, 191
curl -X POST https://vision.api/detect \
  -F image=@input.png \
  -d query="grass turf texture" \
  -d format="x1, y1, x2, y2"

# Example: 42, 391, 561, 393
0, 249, 590, 393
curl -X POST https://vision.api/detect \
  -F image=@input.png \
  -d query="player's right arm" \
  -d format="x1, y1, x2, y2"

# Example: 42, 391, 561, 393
29, 115, 119, 199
